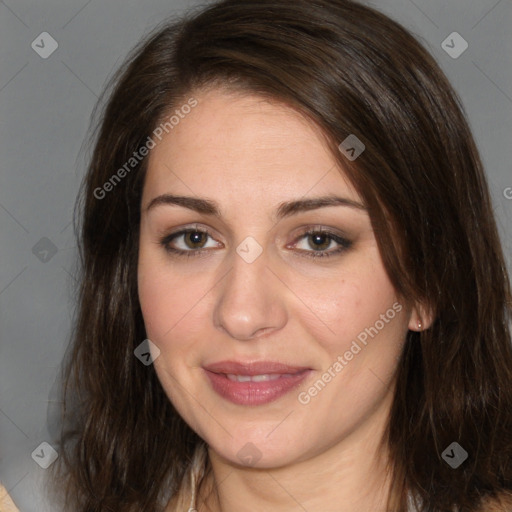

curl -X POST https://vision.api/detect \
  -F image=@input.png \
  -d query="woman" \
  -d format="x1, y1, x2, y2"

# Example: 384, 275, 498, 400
35, 0, 512, 510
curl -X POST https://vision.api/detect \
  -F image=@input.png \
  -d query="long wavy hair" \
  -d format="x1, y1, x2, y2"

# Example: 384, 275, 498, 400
48, 0, 512, 510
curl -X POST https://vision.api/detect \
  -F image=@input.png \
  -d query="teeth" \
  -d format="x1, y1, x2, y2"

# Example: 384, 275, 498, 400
225, 373, 288, 382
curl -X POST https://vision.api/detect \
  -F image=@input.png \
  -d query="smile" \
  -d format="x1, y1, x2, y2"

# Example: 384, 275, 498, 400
202, 361, 312, 405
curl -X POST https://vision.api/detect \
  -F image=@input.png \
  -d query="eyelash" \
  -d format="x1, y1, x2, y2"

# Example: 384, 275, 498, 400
159, 227, 352, 259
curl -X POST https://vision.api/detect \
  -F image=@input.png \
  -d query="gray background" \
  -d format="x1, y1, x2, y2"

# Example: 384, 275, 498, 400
0, 0, 511, 510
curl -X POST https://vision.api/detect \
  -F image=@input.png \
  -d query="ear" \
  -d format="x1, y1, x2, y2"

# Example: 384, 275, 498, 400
407, 302, 435, 332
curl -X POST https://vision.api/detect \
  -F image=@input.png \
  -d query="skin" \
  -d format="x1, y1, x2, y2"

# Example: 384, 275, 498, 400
0, 484, 19, 512
137, 88, 428, 512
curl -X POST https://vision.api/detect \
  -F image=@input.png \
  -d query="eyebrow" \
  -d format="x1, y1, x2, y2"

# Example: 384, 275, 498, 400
144, 194, 367, 219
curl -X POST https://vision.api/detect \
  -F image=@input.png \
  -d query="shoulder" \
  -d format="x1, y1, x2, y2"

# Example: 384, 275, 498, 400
0, 483, 20, 512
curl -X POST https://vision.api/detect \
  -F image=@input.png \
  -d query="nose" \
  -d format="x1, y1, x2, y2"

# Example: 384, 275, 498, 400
212, 246, 288, 341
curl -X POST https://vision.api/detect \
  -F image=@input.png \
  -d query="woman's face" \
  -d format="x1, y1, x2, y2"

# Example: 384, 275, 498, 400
138, 88, 413, 468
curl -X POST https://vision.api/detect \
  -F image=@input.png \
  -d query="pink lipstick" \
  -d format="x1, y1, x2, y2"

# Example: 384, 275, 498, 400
203, 360, 312, 406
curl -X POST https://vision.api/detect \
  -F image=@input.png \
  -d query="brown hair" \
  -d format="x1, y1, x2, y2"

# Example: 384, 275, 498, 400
49, 0, 512, 510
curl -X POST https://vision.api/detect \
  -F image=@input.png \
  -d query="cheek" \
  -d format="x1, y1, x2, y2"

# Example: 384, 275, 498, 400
137, 261, 174, 340
289, 255, 401, 354
137, 256, 202, 387
137, 243, 207, 342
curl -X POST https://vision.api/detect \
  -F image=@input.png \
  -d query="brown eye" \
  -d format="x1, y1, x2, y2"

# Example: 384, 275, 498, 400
160, 228, 220, 257
293, 229, 352, 259
184, 231, 208, 249
307, 233, 332, 251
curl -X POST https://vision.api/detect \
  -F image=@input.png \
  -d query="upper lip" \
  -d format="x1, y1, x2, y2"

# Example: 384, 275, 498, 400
203, 360, 311, 376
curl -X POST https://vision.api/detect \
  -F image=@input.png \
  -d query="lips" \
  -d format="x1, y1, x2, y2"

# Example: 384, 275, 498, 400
202, 360, 312, 405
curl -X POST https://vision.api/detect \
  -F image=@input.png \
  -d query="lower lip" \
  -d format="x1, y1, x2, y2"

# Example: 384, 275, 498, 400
203, 369, 312, 406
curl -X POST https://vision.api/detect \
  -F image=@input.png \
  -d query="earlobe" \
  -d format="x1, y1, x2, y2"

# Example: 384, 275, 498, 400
408, 304, 434, 332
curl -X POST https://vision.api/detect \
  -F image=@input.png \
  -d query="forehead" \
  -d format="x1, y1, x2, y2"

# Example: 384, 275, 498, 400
143, 88, 360, 204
